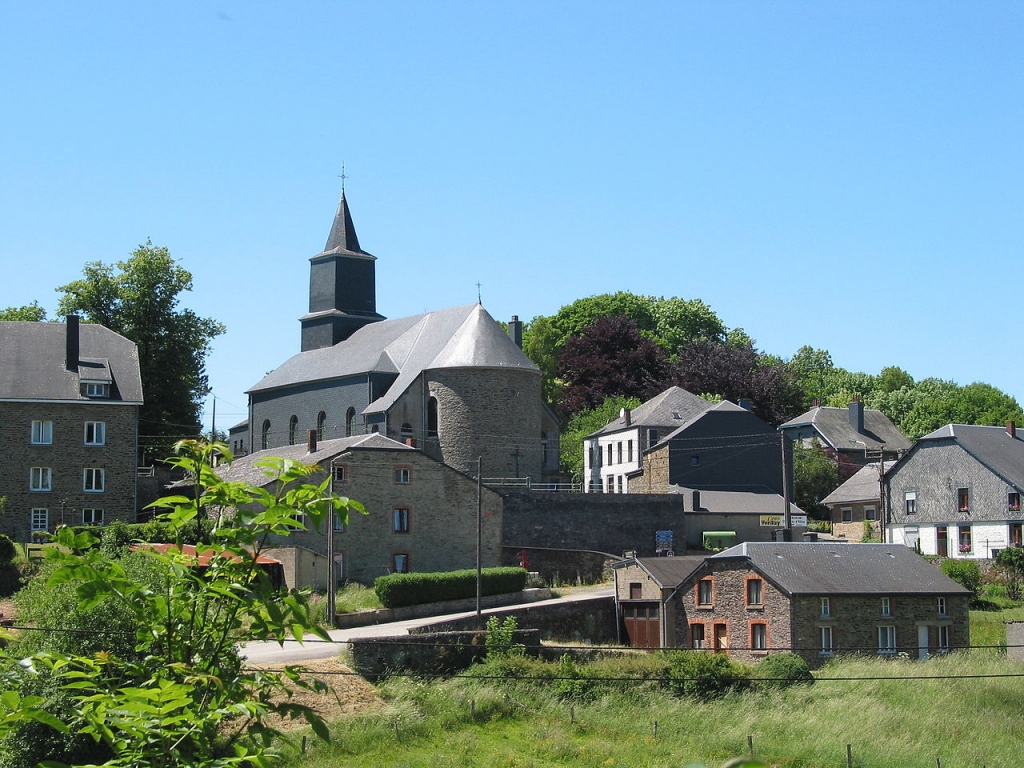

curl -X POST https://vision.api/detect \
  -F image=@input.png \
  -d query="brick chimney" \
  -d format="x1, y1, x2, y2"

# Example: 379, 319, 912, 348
405, 437, 416, 448
1008, 421, 1017, 439
508, 315, 523, 349
66, 315, 80, 372
307, 429, 317, 454
620, 407, 631, 426
849, 396, 864, 434
692, 489, 701, 511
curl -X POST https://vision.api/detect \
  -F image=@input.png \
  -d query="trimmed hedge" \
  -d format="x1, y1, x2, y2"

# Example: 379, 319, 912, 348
374, 567, 528, 608
73, 519, 217, 551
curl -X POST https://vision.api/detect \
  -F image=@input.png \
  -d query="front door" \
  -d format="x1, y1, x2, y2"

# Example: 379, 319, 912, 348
918, 625, 929, 660
623, 603, 661, 648
714, 623, 729, 653
937, 526, 948, 557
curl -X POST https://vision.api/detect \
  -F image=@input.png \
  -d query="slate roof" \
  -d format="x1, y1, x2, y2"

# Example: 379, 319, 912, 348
780, 405, 912, 453
588, 386, 714, 438
914, 424, 1024, 489
667, 485, 805, 515
710, 542, 971, 596
611, 555, 705, 588
0, 320, 143, 403
821, 462, 894, 506
321, 191, 371, 258
248, 304, 539, 415
210, 433, 413, 488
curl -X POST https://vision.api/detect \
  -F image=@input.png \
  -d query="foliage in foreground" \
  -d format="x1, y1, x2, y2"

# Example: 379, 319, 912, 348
0, 440, 363, 768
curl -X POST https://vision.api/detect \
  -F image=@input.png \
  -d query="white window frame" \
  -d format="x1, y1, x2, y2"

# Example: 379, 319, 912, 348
841, 507, 853, 523
697, 579, 714, 606
905, 491, 917, 515
881, 597, 891, 617
750, 622, 768, 652
819, 625, 834, 656
286, 513, 308, 532
864, 505, 877, 521
937, 624, 951, 652
333, 465, 347, 483
820, 597, 831, 618
937, 597, 947, 617
84, 421, 106, 446
393, 507, 410, 533
83, 467, 105, 493
31, 420, 53, 445
82, 508, 104, 526
746, 578, 763, 606
83, 382, 108, 398
394, 467, 411, 485
333, 512, 345, 532
30, 508, 49, 533
392, 553, 409, 574
878, 625, 897, 654
690, 623, 706, 649
30, 467, 52, 492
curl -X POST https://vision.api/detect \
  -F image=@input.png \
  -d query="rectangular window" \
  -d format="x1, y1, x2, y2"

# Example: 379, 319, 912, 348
394, 467, 411, 484
617, 442, 622, 463
937, 625, 950, 652
697, 579, 714, 606
690, 455, 700, 467
690, 623, 706, 649
393, 553, 409, 574
820, 597, 830, 618
30, 508, 48, 533
1010, 492, 1021, 511
864, 505, 877, 521
30, 467, 52, 491
746, 578, 763, 607
905, 491, 917, 515
819, 625, 834, 655
841, 507, 853, 523
31, 420, 53, 444
84, 421, 106, 446
82, 508, 104, 526
587, 446, 593, 469
83, 382, 109, 398
648, 429, 659, 447
627, 440, 633, 463
629, 582, 642, 600
605, 476, 613, 493
878, 625, 897, 654
937, 597, 947, 617
333, 465, 347, 483
958, 525, 972, 554
286, 513, 308, 532
333, 512, 345, 532
880, 597, 891, 617
750, 623, 768, 652
393, 508, 410, 533
83, 468, 105, 492
616, 475, 623, 493
607, 444, 613, 465
957, 487, 970, 512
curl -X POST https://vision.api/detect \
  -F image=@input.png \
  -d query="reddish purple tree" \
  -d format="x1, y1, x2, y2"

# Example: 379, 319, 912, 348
557, 315, 668, 416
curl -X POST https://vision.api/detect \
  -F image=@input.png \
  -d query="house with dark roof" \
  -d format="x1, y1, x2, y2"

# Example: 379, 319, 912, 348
886, 422, 1024, 558
779, 399, 911, 471
613, 542, 969, 666
242, 190, 559, 484
207, 431, 503, 587
0, 317, 143, 541
583, 386, 714, 493
822, 461, 893, 541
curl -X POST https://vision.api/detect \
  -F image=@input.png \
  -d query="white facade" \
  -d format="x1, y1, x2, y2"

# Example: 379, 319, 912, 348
584, 426, 660, 493
889, 521, 1017, 559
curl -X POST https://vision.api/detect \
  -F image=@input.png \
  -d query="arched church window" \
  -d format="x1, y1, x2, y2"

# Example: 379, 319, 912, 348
541, 431, 548, 468
317, 411, 326, 440
289, 415, 298, 445
261, 420, 271, 451
401, 423, 413, 438
427, 397, 438, 438
346, 407, 356, 437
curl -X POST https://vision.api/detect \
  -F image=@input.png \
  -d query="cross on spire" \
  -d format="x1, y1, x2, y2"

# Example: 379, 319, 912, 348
476, 281, 482, 304
338, 162, 347, 193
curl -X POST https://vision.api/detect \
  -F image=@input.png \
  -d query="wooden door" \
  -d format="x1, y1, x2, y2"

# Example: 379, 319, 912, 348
623, 603, 661, 648
714, 623, 729, 652
937, 526, 948, 557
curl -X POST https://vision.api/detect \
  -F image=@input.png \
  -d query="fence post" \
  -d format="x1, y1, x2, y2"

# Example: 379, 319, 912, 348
847, 744, 852, 768
748, 735, 754, 757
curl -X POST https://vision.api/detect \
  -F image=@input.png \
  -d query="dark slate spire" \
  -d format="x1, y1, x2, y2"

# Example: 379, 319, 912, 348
300, 189, 385, 351
323, 191, 365, 255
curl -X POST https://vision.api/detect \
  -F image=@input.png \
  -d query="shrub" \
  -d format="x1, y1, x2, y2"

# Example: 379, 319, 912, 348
374, 567, 528, 608
0, 535, 15, 565
661, 650, 752, 700
484, 615, 523, 660
755, 652, 814, 690
941, 559, 981, 596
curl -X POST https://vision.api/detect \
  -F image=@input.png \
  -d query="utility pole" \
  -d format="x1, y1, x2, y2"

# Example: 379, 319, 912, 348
476, 457, 483, 617
780, 433, 790, 530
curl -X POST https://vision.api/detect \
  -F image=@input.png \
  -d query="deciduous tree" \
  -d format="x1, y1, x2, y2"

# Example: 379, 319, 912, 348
0, 302, 46, 321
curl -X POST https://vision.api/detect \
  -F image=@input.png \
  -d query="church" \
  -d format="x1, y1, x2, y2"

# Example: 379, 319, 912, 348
235, 190, 560, 482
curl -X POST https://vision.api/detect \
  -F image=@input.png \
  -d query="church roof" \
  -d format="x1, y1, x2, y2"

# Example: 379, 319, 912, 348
320, 191, 371, 258
248, 304, 539, 414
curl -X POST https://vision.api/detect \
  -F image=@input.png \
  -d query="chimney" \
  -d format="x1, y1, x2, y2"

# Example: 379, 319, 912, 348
405, 437, 416, 448
738, 398, 753, 411
849, 397, 864, 434
812, 399, 821, 409
692, 489, 701, 511
620, 407, 631, 426
508, 315, 523, 349
307, 429, 317, 454
66, 315, 80, 372
1008, 421, 1017, 439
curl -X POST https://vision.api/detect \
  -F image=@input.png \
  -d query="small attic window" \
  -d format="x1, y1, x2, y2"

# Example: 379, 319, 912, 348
672, 411, 681, 419
82, 382, 109, 398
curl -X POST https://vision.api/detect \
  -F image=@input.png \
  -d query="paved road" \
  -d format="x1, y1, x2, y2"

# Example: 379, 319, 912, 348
241, 585, 614, 665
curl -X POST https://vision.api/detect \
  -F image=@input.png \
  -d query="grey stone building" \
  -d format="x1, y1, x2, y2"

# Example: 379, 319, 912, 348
613, 542, 970, 666
886, 422, 1024, 558
779, 399, 912, 467
208, 432, 503, 586
0, 317, 143, 541
822, 461, 893, 541
240, 190, 559, 483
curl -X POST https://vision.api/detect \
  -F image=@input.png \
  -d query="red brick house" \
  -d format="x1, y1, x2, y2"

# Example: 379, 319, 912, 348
613, 542, 970, 667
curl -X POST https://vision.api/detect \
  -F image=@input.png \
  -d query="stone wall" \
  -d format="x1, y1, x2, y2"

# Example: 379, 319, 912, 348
501, 546, 615, 584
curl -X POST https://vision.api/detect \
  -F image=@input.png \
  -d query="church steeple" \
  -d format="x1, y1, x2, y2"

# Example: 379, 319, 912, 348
299, 189, 386, 351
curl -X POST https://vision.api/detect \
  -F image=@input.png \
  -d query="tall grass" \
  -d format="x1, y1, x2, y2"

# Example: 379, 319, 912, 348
278, 651, 1024, 768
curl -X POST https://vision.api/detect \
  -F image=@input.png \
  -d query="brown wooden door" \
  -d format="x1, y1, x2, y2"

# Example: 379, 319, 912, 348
623, 603, 661, 648
713, 623, 729, 653
937, 526, 948, 557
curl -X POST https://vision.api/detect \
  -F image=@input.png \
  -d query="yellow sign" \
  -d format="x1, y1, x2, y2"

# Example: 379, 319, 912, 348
759, 515, 782, 527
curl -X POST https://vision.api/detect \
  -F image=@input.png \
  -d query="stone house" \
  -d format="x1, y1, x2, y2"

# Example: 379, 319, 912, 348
612, 542, 970, 666
822, 461, 893, 541
240, 189, 559, 483
206, 431, 503, 587
0, 317, 143, 541
886, 422, 1024, 558
779, 399, 911, 471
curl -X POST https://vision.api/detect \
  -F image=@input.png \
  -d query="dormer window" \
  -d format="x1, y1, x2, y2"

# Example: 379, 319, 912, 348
82, 382, 109, 398
1009, 492, 1021, 512
957, 488, 970, 513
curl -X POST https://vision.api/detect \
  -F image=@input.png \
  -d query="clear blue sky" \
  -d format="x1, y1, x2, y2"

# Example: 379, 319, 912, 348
3, 2, 1022, 433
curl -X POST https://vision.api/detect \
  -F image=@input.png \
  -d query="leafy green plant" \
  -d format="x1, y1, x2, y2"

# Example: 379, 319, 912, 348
661, 650, 752, 700
941, 558, 981, 596
0, 439, 364, 767
996, 547, 1024, 601
754, 652, 814, 690
484, 615, 523, 660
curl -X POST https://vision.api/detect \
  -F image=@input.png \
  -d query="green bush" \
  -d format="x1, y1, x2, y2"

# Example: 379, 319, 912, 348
755, 652, 814, 689
0, 564, 22, 598
941, 558, 981, 596
0, 534, 15, 564
374, 567, 528, 608
660, 650, 752, 700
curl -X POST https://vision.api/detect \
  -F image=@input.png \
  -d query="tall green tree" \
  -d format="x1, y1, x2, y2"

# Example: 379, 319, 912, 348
559, 395, 642, 482
57, 242, 225, 453
791, 442, 840, 520
0, 302, 46, 321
